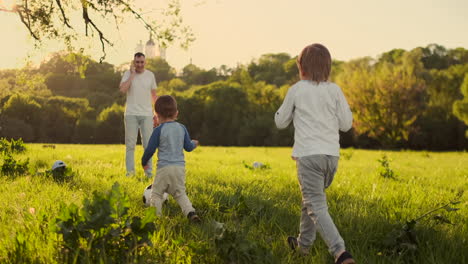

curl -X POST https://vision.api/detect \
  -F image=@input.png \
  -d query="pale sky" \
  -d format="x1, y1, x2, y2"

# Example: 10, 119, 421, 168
1, 0, 468, 71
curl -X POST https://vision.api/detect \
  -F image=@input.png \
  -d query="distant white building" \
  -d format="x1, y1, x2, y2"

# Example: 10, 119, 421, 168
145, 37, 157, 58
135, 40, 144, 54
135, 35, 166, 60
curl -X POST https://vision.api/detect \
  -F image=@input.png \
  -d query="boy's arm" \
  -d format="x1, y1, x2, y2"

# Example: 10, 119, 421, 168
275, 85, 296, 129
182, 126, 197, 152
141, 126, 161, 167
336, 87, 353, 132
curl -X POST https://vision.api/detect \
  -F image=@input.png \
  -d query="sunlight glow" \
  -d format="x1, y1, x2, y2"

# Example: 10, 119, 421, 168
0, 0, 17, 10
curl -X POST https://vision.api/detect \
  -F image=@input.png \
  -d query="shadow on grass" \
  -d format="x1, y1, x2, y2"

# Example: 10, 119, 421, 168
166, 177, 467, 264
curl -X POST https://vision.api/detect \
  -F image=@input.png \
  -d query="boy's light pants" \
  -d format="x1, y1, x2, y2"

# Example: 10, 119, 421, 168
150, 166, 195, 216
124, 115, 153, 177
296, 155, 345, 257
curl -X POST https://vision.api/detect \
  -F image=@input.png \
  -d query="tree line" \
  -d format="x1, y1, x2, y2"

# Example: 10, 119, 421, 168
0, 44, 467, 149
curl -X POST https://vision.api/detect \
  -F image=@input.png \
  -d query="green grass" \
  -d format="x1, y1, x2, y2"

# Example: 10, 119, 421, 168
0, 144, 467, 263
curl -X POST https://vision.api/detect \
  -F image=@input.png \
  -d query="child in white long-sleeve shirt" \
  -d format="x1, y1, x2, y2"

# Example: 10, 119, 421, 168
275, 43, 355, 264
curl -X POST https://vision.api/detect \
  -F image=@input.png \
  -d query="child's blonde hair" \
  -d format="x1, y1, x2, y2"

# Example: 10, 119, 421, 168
297, 43, 331, 82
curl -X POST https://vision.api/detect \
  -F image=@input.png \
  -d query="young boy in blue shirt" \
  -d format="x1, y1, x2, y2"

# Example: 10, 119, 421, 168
275, 44, 355, 264
142, 95, 200, 222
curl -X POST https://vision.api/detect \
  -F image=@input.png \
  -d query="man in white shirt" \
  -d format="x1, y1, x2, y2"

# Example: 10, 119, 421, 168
119, 52, 157, 177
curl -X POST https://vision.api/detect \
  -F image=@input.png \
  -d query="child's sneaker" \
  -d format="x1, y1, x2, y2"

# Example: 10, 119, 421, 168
287, 236, 298, 250
187, 211, 201, 223
287, 237, 309, 255
335, 251, 355, 264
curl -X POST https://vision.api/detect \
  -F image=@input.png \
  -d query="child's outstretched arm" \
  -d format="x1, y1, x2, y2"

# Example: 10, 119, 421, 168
275, 85, 296, 129
182, 125, 197, 152
141, 126, 161, 168
336, 87, 353, 132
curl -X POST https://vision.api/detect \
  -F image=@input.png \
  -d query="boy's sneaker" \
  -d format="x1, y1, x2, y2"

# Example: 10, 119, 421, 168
287, 237, 309, 255
335, 251, 355, 264
287, 237, 298, 250
187, 211, 201, 223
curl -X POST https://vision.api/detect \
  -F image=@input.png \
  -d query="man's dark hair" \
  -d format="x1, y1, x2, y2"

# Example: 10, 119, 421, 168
155, 95, 177, 118
134, 52, 145, 58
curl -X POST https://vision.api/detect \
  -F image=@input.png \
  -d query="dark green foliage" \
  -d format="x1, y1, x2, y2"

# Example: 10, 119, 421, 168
145, 57, 176, 83
420, 44, 454, 70
96, 104, 125, 144
73, 118, 98, 143
182, 64, 221, 85
378, 49, 406, 64
0, 138, 29, 178
9, 138, 26, 154
377, 155, 397, 179
1, 44, 468, 149
453, 73, 468, 132
41, 52, 122, 110
340, 148, 354, 160
0, 138, 26, 155
178, 81, 250, 145
45, 166, 74, 183
248, 53, 292, 87
0, 117, 36, 142
1, 154, 29, 178
52, 183, 157, 263
215, 227, 275, 264
167, 78, 189, 92
5, 233, 39, 264
336, 50, 426, 147
382, 199, 462, 258
410, 64, 468, 148
0, 94, 42, 141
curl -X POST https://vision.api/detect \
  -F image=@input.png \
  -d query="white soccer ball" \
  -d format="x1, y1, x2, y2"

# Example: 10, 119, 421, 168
143, 184, 168, 206
52, 160, 66, 170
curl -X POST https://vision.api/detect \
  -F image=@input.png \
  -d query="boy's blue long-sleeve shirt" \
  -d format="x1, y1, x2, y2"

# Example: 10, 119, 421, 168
142, 121, 196, 169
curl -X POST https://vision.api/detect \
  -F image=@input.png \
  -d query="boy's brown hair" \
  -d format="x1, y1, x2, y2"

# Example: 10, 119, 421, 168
297, 43, 331, 82
155, 95, 177, 118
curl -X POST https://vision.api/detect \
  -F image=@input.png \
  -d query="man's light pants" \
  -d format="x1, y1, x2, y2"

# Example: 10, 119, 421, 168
125, 115, 153, 177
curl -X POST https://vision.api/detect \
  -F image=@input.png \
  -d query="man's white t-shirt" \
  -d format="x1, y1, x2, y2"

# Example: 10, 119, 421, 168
120, 69, 157, 116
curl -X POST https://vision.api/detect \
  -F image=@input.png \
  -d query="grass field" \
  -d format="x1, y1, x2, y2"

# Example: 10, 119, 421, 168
0, 144, 467, 263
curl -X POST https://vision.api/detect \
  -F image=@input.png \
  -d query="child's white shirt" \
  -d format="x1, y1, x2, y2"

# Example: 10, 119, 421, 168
275, 80, 353, 157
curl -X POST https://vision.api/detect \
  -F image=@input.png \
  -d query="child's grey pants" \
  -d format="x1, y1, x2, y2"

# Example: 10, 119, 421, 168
150, 165, 195, 216
296, 154, 345, 257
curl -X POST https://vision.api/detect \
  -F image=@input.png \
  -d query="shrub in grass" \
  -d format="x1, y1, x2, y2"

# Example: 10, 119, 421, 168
0, 137, 26, 155
215, 227, 274, 264
382, 199, 462, 257
340, 148, 354, 160
44, 166, 75, 183
1, 154, 29, 178
52, 182, 157, 263
5, 233, 38, 264
377, 154, 397, 179
0, 138, 28, 178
